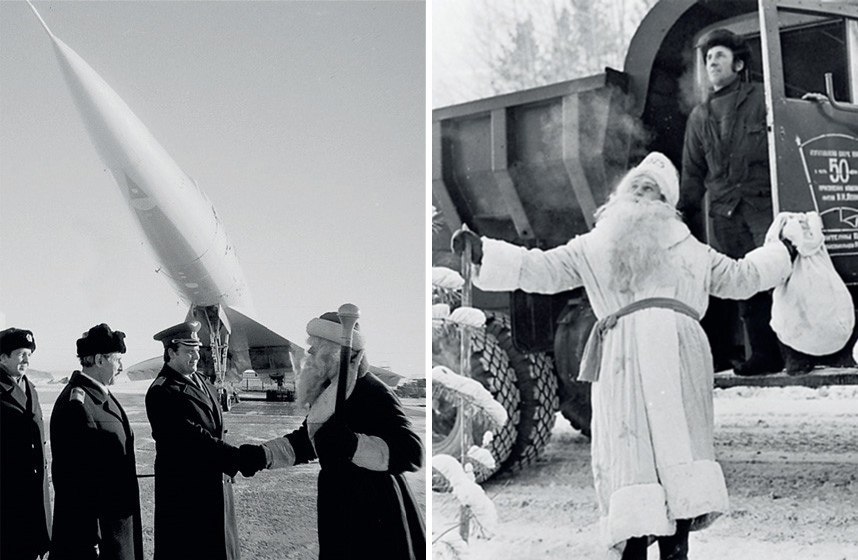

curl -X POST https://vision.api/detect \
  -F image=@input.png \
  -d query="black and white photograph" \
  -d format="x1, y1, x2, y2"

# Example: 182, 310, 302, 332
1, 2, 425, 559
4, 1, 858, 559
431, 1, 858, 559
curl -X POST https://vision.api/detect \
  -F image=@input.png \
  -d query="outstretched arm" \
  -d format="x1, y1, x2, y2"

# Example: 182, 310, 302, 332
708, 242, 791, 300
474, 237, 585, 295
259, 421, 315, 470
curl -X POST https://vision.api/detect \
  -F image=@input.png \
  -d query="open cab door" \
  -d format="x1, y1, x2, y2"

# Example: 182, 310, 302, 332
759, 0, 858, 282
689, 1, 858, 386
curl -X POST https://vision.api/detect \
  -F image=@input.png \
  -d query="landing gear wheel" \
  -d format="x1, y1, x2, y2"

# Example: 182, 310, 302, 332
485, 312, 559, 473
220, 388, 232, 412
432, 327, 521, 487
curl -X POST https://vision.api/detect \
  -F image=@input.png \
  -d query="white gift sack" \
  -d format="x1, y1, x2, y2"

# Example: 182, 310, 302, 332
768, 212, 854, 355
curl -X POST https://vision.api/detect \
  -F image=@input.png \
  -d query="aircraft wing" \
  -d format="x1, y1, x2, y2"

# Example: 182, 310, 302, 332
369, 365, 405, 387
124, 356, 164, 381
126, 306, 304, 385
196, 305, 304, 385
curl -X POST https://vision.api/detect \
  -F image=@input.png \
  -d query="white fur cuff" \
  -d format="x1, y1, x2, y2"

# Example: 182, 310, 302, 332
351, 434, 390, 471
262, 437, 296, 469
746, 242, 792, 288
474, 238, 526, 291
601, 483, 674, 549
660, 460, 729, 522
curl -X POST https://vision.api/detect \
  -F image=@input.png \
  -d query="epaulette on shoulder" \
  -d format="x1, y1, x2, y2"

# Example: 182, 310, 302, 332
150, 376, 167, 388
70, 387, 86, 404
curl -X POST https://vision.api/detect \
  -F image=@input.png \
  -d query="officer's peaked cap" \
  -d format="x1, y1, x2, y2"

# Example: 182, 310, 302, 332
154, 321, 202, 348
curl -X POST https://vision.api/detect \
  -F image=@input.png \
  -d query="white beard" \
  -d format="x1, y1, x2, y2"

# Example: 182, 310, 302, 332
595, 195, 681, 293
295, 349, 337, 410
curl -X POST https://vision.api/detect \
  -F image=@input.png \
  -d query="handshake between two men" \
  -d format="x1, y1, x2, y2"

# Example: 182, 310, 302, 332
217, 310, 426, 559
233, 416, 360, 478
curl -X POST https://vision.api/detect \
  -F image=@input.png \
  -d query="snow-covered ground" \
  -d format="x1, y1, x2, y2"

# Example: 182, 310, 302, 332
35, 383, 426, 560
433, 386, 858, 559
32, 375, 153, 391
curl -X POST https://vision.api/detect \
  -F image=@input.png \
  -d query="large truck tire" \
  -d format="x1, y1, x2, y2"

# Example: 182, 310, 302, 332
432, 327, 521, 487
485, 312, 559, 473
554, 298, 595, 437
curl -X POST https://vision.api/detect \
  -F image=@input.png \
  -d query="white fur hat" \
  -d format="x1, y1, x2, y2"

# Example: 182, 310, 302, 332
622, 152, 680, 207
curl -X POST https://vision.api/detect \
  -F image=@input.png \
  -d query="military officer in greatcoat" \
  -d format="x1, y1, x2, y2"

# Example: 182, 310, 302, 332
49, 324, 143, 560
145, 321, 265, 560
0, 327, 52, 560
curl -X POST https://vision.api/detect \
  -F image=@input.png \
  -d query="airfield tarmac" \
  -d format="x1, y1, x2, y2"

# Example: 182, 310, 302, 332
36, 382, 426, 560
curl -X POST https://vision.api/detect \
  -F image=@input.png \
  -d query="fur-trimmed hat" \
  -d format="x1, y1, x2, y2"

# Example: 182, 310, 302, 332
620, 152, 680, 207
701, 28, 751, 70
0, 327, 36, 355
306, 311, 364, 350
77, 323, 127, 357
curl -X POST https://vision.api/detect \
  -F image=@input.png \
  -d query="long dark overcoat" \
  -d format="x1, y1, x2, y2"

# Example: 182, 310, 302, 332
50, 371, 143, 560
145, 365, 240, 560
0, 365, 52, 560
287, 373, 426, 560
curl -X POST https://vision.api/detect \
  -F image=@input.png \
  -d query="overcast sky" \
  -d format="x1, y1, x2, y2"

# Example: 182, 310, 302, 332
0, 1, 426, 376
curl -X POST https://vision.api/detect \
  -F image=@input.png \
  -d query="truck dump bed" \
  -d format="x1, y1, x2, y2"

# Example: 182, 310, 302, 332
433, 69, 637, 250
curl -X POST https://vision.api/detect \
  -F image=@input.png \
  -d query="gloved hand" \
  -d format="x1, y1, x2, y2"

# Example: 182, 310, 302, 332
238, 444, 268, 477
801, 92, 829, 103
450, 228, 483, 264
313, 418, 358, 463
781, 237, 798, 262
771, 211, 824, 257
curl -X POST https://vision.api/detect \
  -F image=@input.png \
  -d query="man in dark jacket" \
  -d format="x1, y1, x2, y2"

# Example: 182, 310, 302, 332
50, 324, 143, 560
145, 321, 264, 560
244, 311, 426, 560
0, 327, 52, 560
678, 29, 799, 375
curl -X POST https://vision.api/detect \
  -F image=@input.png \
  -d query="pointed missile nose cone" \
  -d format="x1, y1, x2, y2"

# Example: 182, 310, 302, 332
26, 1, 56, 39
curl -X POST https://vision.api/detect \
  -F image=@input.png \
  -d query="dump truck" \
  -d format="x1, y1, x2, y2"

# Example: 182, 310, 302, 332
432, 0, 858, 481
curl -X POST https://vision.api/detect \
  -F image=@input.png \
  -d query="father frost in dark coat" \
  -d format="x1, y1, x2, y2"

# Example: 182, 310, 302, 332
244, 311, 426, 560
0, 327, 51, 560
50, 324, 143, 560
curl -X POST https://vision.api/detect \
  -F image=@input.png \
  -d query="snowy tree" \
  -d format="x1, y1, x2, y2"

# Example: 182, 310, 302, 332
434, 0, 658, 107
431, 247, 507, 558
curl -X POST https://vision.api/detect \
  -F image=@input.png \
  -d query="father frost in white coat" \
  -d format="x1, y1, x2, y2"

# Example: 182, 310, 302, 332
465, 153, 792, 556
